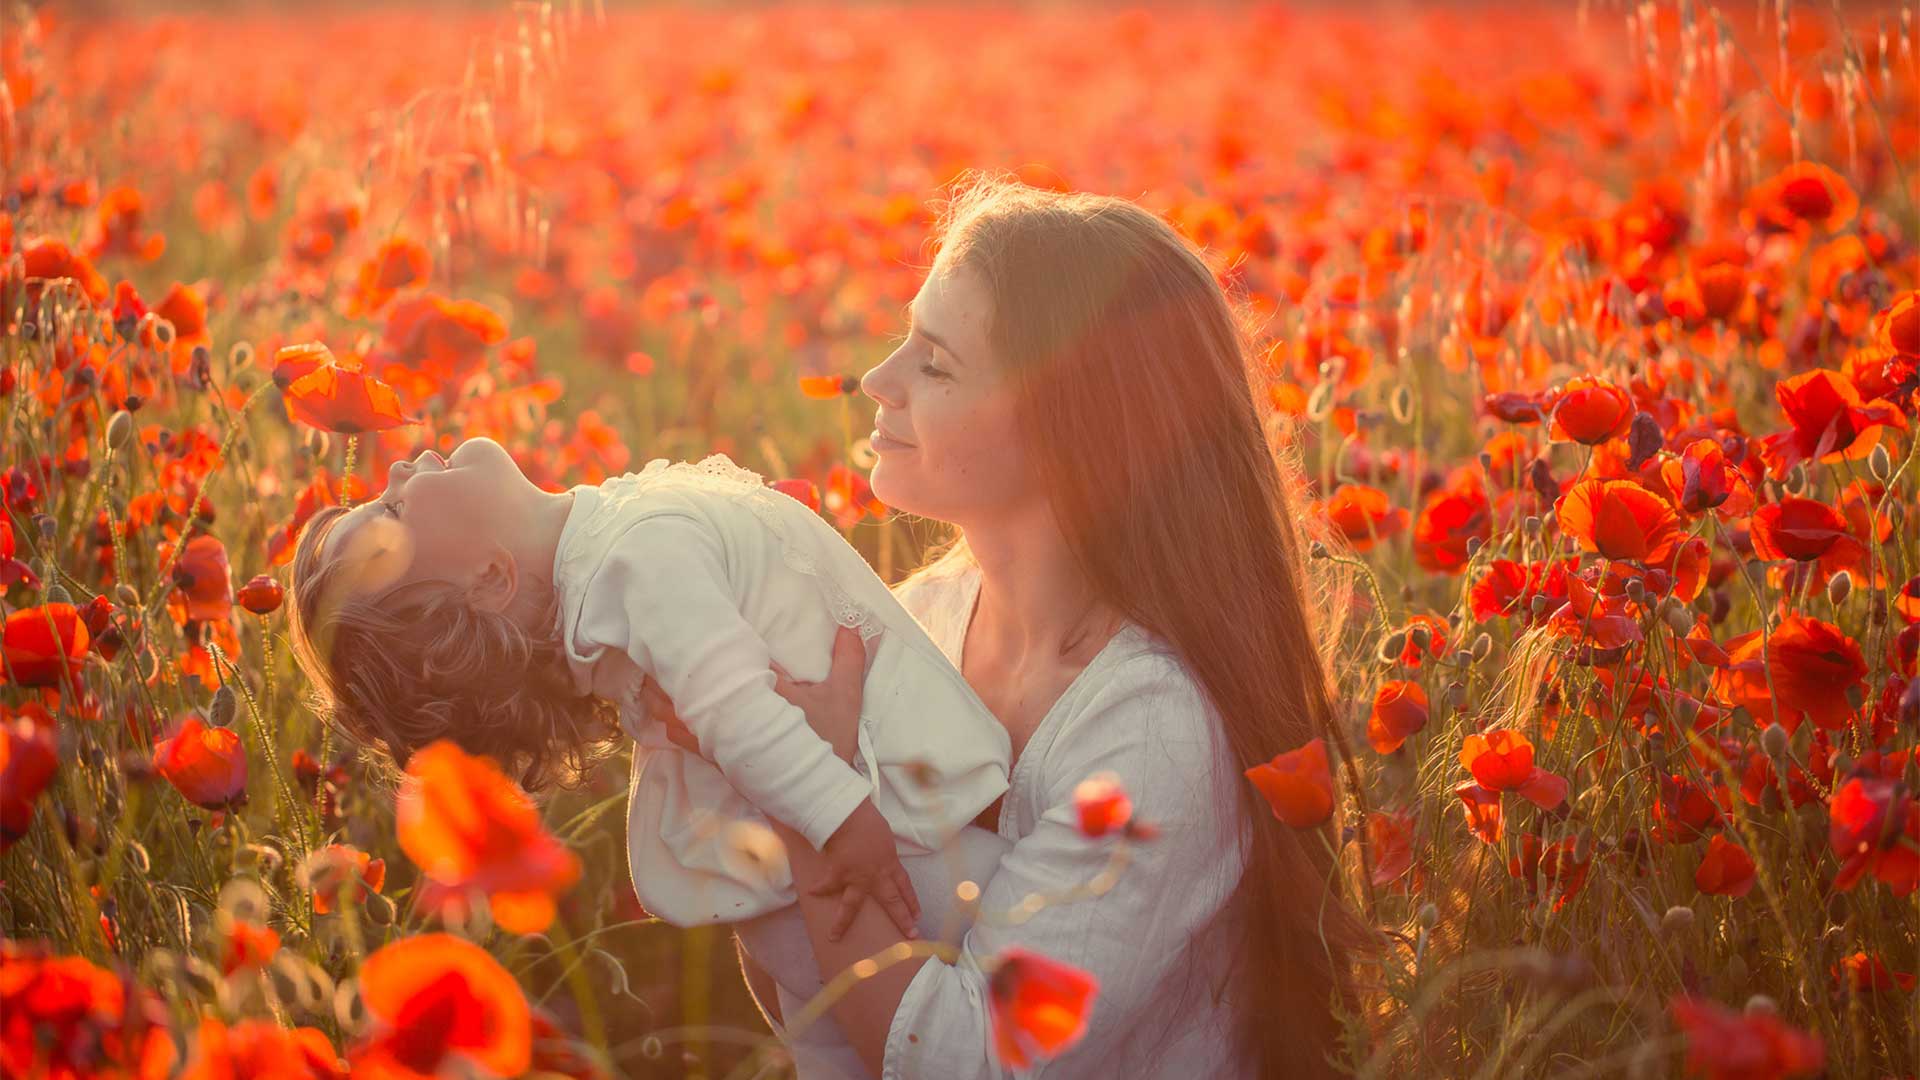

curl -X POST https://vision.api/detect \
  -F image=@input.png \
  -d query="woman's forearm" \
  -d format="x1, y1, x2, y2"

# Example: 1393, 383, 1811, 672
778, 824, 930, 1075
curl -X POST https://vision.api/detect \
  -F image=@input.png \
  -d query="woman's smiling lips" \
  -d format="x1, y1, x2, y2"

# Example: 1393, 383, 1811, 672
870, 427, 915, 452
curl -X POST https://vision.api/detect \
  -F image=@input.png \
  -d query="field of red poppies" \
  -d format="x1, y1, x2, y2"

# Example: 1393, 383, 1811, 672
3, 1, 1918, 1077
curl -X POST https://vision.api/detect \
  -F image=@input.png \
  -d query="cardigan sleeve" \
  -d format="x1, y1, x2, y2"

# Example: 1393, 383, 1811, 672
572, 512, 872, 851
879, 652, 1246, 1079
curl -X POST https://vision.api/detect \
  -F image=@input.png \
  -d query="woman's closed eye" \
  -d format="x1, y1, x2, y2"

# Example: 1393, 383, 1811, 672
381, 499, 402, 517
919, 360, 951, 381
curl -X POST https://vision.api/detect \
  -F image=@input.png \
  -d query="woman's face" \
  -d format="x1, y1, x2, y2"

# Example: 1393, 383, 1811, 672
860, 263, 1033, 524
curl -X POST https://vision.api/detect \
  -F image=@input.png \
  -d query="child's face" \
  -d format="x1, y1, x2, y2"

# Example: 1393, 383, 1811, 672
318, 437, 539, 596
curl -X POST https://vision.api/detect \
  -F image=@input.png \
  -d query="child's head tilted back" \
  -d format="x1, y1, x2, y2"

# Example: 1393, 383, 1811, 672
288, 436, 615, 791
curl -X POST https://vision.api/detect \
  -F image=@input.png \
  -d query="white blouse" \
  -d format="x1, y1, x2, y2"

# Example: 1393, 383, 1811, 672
550, 455, 1011, 927
875, 562, 1253, 1080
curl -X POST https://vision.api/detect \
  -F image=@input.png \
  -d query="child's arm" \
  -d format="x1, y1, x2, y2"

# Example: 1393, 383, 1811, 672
577, 513, 872, 853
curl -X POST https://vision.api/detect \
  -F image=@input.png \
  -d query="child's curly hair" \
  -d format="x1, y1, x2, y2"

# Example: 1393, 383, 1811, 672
288, 503, 621, 793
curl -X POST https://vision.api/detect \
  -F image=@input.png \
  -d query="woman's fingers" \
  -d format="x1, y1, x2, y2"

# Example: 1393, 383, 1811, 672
896, 865, 921, 922
876, 873, 919, 940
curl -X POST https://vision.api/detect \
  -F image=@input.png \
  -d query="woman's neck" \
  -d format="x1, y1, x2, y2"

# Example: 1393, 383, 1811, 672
960, 507, 1119, 664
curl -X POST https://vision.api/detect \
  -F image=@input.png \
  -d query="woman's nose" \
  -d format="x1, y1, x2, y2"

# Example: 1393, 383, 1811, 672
861, 353, 905, 409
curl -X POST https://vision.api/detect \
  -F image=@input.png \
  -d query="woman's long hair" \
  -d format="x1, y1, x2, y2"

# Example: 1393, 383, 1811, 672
907, 174, 1380, 1076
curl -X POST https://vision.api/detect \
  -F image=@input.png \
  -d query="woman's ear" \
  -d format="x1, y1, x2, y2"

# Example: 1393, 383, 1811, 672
468, 544, 519, 614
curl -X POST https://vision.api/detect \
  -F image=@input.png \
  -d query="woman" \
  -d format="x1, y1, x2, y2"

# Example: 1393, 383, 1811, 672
656, 175, 1375, 1077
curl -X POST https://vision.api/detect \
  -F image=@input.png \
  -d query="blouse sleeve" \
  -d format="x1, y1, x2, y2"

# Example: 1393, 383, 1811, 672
879, 653, 1246, 1079
573, 512, 872, 851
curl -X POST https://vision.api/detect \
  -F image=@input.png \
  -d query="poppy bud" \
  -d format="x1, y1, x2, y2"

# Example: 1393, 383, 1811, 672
115, 583, 141, 607
1625, 577, 1646, 604
1760, 722, 1790, 760
1378, 630, 1407, 663
1471, 633, 1492, 661
210, 686, 237, 729
363, 890, 397, 926
230, 341, 255, 370
1524, 514, 1542, 536
1725, 952, 1750, 988
1531, 593, 1552, 617
35, 514, 55, 540
1826, 570, 1851, 606
106, 410, 134, 450
1416, 902, 1439, 929
1465, 535, 1482, 557
46, 583, 70, 605
126, 840, 150, 874
1309, 541, 1328, 560
124, 394, 143, 412
1743, 994, 1777, 1017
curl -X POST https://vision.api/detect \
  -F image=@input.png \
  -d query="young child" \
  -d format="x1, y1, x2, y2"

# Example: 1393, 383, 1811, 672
288, 436, 1011, 947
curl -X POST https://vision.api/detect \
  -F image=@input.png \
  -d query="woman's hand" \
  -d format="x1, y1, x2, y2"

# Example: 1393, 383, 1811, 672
770, 624, 873, 763
636, 676, 701, 753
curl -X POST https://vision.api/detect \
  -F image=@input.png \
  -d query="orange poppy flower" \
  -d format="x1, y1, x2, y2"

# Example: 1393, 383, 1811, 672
153, 714, 248, 811
1460, 729, 1567, 810
18, 238, 110, 304
1555, 478, 1682, 564
1748, 497, 1854, 563
377, 294, 508, 389
2, 603, 90, 689
1660, 439, 1749, 516
0, 718, 59, 851
1506, 833, 1590, 912
0, 939, 174, 1080
798, 374, 860, 399
352, 933, 532, 1080
1694, 834, 1756, 898
1367, 679, 1429, 754
274, 342, 416, 435
1828, 776, 1919, 896
823, 463, 887, 530
347, 237, 432, 316
237, 574, 285, 615
1713, 615, 1866, 733
180, 1018, 343, 1080
396, 740, 582, 934
1411, 473, 1491, 574
153, 282, 210, 375
1875, 291, 1918, 359
219, 919, 282, 976
1549, 375, 1635, 445
1246, 737, 1336, 828
770, 477, 822, 513
87, 185, 167, 261
1366, 808, 1416, 887
987, 947, 1099, 1070
1831, 952, 1917, 995
1318, 484, 1408, 553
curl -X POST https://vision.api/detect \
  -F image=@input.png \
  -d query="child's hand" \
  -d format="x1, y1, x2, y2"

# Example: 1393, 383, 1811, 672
814, 797, 920, 942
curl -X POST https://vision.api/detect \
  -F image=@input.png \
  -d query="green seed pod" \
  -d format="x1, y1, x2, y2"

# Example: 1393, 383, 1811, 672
106, 409, 134, 450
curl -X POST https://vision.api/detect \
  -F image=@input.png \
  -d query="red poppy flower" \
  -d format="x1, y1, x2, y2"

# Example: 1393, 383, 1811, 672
300, 844, 388, 915
1555, 478, 1682, 564
1750, 160, 1858, 232
0, 517, 37, 589
348, 237, 432, 316
823, 464, 887, 529
1747, 497, 1853, 563
168, 534, 234, 623
798, 374, 861, 399
218, 919, 283, 977
2, 603, 90, 689
1071, 772, 1133, 838
1549, 376, 1634, 445
1412, 474, 1491, 574
1669, 995, 1824, 1080
1482, 391, 1546, 424
1318, 484, 1408, 553
1245, 737, 1335, 828
0, 939, 173, 1079
1759, 369, 1905, 479
769, 478, 821, 514
1694, 834, 1756, 897
396, 740, 582, 934
180, 1018, 343, 1080
17, 238, 110, 304
377, 294, 508, 391
1455, 781, 1503, 845
352, 933, 532, 1080
988, 947, 1099, 1070
1654, 774, 1726, 844
1367, 809, 1416, 887
1661, 439, 1748, 515
1828, 776, 1919, 896
237, 574, 285, 615
1460, 729, 1567, 810
1367, 679, 1429, 754
274, 343, 417, 434
1713, 616, 1866, 733
1506, 833, 1591, 911
153, 714, 248, 811
1830, 951, 1917, 995
1875, 290, 1918, 359
154, 282, 210, 375
0, 718, 58, 851
88, 185, 167, 261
